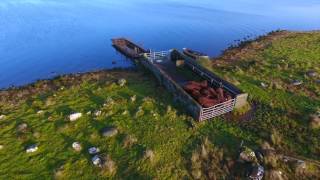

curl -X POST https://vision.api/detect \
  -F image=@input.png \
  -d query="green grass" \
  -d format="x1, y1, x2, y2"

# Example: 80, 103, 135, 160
201, 31, 320, 178
0, 70, 263, 179
0, 31, 320, 179
0, 71, 188, 179
202, 31, 320, 159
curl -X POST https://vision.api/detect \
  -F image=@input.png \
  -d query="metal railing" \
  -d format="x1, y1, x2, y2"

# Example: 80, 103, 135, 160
181, 55, 238, 121
144, 51, 170, 63
200, 99, 236, 121
184, 60, 238, 95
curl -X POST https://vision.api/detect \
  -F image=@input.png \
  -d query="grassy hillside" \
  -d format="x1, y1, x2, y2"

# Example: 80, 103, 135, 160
198, 30, 320, 154
200, 31, 320, 177
206, 31, 320, 157
0, 31, 319, 179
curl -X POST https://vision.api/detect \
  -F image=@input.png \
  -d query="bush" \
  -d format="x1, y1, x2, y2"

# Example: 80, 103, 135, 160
270, 129, 283, 147
309, 113, 320, 129
233, 103, 251, 116
189, 137, 228, 179
101, 155, 117, 176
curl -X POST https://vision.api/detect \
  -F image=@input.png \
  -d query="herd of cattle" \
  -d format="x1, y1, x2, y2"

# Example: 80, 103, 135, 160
183, 80, 233, 108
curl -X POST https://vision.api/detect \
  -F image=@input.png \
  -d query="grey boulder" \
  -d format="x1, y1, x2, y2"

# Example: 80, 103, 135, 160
26, 144, 38, 153
101, 127, 118, 137
88, 147, 100, 155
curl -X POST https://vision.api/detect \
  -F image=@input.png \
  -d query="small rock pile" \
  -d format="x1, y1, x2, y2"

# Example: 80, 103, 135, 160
88, 147, 102, 167
71, 142, 105, 167
238, 146, 264, 180
76, 127, 119, 167
89, 148, 117, 172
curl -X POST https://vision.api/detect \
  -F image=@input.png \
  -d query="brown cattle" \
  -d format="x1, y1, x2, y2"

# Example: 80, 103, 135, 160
183, 81, 232, 108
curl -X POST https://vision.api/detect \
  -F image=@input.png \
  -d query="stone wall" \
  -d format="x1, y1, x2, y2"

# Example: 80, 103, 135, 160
140, 50, 248, 121
174, 50, 248, 110
140, 59, 202, 120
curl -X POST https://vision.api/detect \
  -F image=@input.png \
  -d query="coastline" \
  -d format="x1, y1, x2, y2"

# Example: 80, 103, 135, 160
0, 68, 140, 103
0, 30, 319, 179
0, 31, 283, 92
1, 30, 318, 102
213, 30, 318, 62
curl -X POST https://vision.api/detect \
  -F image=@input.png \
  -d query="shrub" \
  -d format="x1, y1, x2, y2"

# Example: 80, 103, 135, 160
233, 103, 251, 116
189, 137, 228, 179
270, 129, 282, 147
309, 113, 320, 129
264, 153, 281, 169
123, 135, 137, 148
101, 155, 117, 176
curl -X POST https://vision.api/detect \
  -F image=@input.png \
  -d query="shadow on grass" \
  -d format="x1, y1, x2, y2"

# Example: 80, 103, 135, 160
55, 105, 74, 116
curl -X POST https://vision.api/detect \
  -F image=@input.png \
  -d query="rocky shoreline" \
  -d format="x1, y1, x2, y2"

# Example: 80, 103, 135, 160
0, 68, 139, 104
1, 30, 319, 103
1, 30, 318, 103
0, 31, 283, 95
0, 30, 319, 179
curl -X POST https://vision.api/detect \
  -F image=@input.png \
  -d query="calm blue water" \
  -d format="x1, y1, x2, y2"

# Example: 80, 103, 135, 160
0, 0, 320, 88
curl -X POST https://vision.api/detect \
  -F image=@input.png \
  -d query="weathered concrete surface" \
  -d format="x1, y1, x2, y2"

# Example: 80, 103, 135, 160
235, 93, 249, 109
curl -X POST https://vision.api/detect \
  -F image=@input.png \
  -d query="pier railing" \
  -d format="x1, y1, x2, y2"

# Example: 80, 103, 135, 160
200, 99, 236, 121
144, 51, 170, 63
